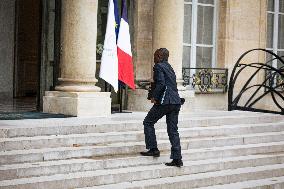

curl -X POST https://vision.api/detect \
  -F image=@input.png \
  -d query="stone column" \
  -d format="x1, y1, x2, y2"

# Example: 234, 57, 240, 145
56, 0, 100, 92
43, 0, 111, 117
128, 0, 193, 112
151, 0, 194, 113
152, 0, 185, 90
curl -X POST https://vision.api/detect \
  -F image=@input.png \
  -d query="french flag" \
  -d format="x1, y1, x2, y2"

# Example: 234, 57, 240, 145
117, 0, 135, 90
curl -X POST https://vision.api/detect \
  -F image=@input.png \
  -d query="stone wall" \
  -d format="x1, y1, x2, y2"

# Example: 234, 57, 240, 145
132, 0, 154, 82
218, 0, 267, 72
127, 0, 154, 111
0, 0, 15, 98
206, 0, 267, 111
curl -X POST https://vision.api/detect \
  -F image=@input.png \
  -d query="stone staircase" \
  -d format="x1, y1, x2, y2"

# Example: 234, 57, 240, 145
0, 111, 284, 189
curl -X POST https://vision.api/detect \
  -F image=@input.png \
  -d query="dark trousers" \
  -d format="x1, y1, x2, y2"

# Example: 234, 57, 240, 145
143, 104, 182, 159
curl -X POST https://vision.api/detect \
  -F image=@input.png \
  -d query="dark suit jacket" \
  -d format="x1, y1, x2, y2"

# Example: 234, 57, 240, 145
152, 61, 181, 105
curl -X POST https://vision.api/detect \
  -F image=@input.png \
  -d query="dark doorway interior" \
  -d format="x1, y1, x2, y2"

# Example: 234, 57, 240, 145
14, 0, 41, 98
11, 0, 41, 112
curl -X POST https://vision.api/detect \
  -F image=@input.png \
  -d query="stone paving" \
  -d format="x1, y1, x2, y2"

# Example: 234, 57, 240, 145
0, 97, 36, 113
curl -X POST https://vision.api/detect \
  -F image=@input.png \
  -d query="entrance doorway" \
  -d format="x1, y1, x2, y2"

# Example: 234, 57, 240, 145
12, 0, 41, 111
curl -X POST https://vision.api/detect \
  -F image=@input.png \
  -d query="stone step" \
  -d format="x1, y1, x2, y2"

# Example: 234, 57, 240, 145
1, 137, 284, 166
2, 155, 284, 189
188, 131, 284, 149
1, 122, 284, 151
196, 176, 284, 189
3, 122, 284, 153
77, 164, 284, 189
1, 114, 282, 138
0, 111, 283, 188
80, 164, 284, 189
1, 146, 284, 181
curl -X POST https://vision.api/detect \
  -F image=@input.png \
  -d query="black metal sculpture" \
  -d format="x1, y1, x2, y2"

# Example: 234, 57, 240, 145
228, 48, 284, 115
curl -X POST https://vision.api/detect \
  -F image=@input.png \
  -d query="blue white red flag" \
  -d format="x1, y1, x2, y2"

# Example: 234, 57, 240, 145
117, 0, 135, 90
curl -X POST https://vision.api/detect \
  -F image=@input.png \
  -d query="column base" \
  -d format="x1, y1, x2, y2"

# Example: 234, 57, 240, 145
43, 91, 111, 117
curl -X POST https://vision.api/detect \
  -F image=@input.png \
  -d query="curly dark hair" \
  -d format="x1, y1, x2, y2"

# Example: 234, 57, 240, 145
154, 48, 169, 62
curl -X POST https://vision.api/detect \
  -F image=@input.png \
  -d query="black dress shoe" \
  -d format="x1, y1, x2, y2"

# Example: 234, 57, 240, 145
140, 149, 160, 157
165, 159, 183, 167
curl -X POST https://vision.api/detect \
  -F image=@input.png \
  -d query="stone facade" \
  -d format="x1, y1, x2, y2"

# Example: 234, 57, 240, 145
127, 0, 154, 112
0, 0, 15, 98
205, 0, 268, 111
218, 0, 273, 111
132, 0, 154, 82
0, 0, 282, 116
128, 0, 281, 113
